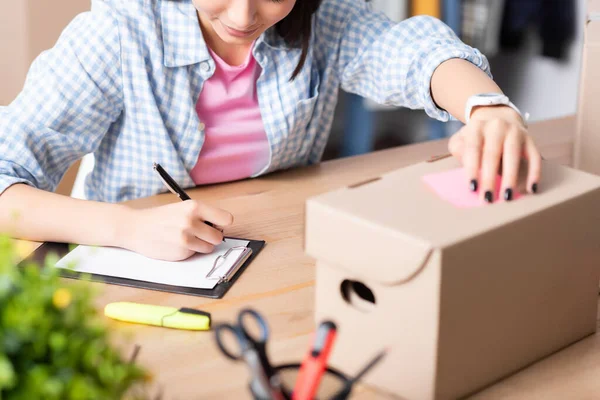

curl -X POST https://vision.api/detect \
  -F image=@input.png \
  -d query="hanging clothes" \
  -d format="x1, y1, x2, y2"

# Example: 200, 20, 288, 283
411, 0, 441, 18
461, 0, 506, 57
500, 0, 576, 60
371, 0, 408, 22
443, 0, 462, 37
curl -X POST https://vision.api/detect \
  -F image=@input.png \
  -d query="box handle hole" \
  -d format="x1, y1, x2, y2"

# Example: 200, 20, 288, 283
340, 280, 376, 312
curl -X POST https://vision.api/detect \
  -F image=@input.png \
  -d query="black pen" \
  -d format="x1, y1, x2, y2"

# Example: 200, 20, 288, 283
153, 162, 225, 241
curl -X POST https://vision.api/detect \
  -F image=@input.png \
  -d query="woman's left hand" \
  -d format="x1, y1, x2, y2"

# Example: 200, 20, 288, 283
448, 105, 542, 203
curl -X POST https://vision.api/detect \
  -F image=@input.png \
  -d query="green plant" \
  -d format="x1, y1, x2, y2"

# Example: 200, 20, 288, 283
0, 236, 148, 399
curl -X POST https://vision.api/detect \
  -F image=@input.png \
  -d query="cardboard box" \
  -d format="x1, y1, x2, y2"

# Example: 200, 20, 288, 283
305, 156, 600, 399
0, 1, 89, 105
575, 0, 600, 174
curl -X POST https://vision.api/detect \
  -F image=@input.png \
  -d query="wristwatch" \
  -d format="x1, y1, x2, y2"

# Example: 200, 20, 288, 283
464, 93, 529, 125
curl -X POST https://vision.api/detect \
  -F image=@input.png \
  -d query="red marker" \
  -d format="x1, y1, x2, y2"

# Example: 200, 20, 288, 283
292, 321, 337, 400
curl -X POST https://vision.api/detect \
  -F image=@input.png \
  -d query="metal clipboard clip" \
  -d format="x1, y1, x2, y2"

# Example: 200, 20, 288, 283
206, 246, 253, 284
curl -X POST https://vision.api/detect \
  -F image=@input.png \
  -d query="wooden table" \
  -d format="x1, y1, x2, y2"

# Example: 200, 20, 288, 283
30, 116, 600, 399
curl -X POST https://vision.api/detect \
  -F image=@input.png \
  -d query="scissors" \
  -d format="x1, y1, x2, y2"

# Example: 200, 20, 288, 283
215, 309, 284, 400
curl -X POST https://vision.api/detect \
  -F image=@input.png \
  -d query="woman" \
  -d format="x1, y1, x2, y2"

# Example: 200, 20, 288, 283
0, 0, 540, 260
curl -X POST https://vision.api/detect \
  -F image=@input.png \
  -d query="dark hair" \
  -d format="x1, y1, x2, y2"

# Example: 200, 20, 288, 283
275, 0, 323, 80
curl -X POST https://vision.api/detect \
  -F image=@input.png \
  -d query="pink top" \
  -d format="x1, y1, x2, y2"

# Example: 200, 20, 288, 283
190, 45, 270, 185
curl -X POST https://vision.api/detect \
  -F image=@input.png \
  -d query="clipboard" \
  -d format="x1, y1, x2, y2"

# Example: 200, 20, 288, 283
21, 237, 265, 299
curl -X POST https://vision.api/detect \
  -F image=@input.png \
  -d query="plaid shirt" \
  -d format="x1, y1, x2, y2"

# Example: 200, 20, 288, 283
0, 0, 490, 203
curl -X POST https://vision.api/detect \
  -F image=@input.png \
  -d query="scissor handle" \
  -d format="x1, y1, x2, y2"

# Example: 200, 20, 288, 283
237, 308, 270, 345
215, 323, 247, 360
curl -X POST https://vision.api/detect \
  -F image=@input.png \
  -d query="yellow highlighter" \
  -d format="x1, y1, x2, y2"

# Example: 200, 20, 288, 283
105, 302, 211, 331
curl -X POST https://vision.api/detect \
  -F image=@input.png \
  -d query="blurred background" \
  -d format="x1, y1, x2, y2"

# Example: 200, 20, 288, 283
324, 0, 582, 160
0, 0, 583, 194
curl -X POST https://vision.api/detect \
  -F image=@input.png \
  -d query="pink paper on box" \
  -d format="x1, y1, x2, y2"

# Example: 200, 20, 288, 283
422, 168, 521, 208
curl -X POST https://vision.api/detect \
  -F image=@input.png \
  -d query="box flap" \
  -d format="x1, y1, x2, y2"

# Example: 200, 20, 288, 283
306, 195, 433, 285
305, 157, 600, 285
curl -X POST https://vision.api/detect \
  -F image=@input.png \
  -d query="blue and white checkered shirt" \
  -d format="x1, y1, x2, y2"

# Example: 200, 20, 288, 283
0, 0, 491, 203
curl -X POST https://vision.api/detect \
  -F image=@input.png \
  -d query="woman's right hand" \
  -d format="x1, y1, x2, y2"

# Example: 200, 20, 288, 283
119, 200, 234, 261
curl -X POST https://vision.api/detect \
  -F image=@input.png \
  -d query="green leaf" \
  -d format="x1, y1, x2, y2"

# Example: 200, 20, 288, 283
49, 332, 67, 352
44, 252, 60, 269
41, 378, 64, 399
0, 354, 16, 390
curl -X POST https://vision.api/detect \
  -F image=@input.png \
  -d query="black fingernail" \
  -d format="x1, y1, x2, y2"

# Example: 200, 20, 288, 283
484, 191, 493, 203
532, 183, 538, 194
470, 179, 478, 192
504, 188, 513, 201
